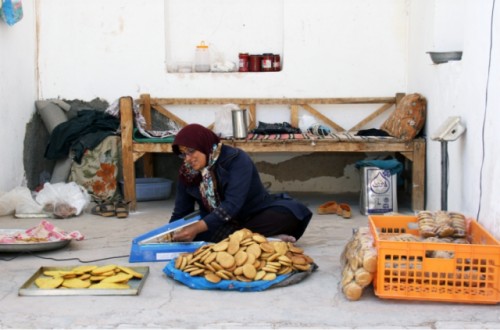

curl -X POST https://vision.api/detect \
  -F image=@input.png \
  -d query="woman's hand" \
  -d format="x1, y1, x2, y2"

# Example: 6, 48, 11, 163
172, 220, 208, 242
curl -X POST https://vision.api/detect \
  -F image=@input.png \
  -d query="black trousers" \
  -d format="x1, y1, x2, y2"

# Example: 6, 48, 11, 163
197, 206, 304, 243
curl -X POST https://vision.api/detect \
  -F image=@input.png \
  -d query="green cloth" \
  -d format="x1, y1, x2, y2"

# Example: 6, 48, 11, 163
133, 128, 175, 143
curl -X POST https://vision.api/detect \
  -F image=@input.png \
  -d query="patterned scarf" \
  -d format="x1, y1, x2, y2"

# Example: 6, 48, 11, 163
179, 143, 222, 211
199, 143, 222, 211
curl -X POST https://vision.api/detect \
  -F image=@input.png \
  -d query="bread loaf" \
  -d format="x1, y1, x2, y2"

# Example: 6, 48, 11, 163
342, 282, 363, 301
340, 227, 378, 301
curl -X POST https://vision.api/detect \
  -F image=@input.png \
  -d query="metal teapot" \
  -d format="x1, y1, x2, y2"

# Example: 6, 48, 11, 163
231, 108, 248, 139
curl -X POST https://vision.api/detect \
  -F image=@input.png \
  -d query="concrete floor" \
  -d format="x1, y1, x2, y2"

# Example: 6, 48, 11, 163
1, 193, 500, 329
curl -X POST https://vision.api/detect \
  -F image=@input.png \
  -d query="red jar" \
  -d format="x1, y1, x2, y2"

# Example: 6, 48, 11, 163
273, 54, 281, 71
261, 53, 273, 71
238, 53, 249, 72
249, 55, 261, 72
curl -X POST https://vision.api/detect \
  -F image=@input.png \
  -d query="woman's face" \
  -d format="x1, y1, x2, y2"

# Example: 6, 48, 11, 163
178, 146, 207, 171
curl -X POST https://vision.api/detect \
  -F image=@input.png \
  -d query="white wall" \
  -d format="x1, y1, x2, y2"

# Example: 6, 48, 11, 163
408, 0, 500, 237
0, 1, 36, 191
37, 0, 408, 101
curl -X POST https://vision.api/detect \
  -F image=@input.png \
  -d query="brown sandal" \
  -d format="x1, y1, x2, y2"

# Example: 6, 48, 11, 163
91, 202, 116, 217
115, 200, 130, 219
317, 201, 338, 215
338, 203, 352, 219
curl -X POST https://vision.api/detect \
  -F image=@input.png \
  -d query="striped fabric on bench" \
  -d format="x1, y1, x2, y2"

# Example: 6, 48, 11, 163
246, 132, 397, 142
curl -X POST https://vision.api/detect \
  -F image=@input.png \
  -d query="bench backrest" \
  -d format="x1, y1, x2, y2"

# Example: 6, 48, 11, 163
136, 93, 406, 133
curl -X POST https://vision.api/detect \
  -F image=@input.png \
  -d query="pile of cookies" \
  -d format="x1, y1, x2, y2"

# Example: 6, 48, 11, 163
417, 210, 467, 239
174, 228, 314, 283
34, 264, 143, 289
340, 227, 378, 301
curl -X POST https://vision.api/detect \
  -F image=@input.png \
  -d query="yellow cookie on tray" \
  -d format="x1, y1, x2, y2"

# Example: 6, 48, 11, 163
101, 273, 133, 283
72, 265, 98, 275
91, 264, 117, 275
90, 282, 130, 289
61, 278, 91, 289
35, 277, 64, 289
117, 265, 144, 279
43, 270, 74, 278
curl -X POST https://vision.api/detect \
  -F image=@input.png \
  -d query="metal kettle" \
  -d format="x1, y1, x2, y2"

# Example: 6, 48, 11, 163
231, 108, 248, 139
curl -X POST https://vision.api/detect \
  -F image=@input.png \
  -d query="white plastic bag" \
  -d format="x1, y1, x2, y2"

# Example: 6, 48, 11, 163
0, 187, 43, 216
214, 103, 240, 138
35, 182, 90, 218
298, 114, 317, 133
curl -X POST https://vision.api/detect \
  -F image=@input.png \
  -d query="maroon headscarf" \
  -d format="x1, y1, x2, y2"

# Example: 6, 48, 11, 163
172, 124, 220, 159
173, 124, 221, 186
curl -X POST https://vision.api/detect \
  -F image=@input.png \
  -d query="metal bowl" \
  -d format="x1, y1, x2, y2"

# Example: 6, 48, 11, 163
0, 229, 71, 253
427, 51, 463, 64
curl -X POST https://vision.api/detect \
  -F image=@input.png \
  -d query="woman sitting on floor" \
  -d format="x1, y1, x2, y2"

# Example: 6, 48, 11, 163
169, 123, 312, 243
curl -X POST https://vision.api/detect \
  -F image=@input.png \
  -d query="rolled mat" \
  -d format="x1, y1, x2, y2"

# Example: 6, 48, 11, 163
50, 158, 73, 184
36, 100, 71, 183
35, 100, 68, 133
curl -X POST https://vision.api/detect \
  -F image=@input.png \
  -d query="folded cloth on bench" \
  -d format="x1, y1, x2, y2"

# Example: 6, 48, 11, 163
247, 133, 308, 140
251, 121, 301, 134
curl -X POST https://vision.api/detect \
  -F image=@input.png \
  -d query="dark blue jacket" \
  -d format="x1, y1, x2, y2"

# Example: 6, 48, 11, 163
170, 145, 312, 236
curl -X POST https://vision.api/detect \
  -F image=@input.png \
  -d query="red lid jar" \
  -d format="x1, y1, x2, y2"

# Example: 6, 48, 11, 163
249, 55, 261, 72
273, 54, 281, 71
238, 53, 249, 72
261, 53, 274, 72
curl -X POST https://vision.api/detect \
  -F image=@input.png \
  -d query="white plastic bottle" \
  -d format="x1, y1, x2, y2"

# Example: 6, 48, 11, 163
194, 41, 211, 72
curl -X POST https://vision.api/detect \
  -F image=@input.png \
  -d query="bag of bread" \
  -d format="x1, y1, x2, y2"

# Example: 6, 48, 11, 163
340, 227, 377, 301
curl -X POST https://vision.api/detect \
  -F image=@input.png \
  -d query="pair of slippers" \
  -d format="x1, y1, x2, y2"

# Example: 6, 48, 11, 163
317, 201, 351, 219
91, 200, 130, 219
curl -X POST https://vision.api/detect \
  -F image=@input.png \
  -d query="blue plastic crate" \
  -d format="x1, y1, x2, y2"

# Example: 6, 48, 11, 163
120, 178, 172, 202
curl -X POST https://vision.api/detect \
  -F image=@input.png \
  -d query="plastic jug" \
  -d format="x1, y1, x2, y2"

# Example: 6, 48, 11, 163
194, 41, 210, 72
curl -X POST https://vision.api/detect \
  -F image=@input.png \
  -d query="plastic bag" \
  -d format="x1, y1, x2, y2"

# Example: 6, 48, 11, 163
299, 114, 331, 136
214, 103, 240, 138
35, 182, 90, 218
1, 0, 23, 26
0, 187, 43, 216
298, 114, 317, 133
163, 259, 318, 292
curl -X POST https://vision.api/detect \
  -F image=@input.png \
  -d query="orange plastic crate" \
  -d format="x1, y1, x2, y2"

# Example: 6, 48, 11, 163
369, 215, 500, 304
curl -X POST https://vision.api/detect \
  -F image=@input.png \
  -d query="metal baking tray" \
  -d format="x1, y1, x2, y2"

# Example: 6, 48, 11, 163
18, 265, 149, 296
0, 229, 71, 253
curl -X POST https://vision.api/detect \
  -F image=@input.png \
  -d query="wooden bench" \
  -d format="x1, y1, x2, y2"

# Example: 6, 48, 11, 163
119, 94, 426, 211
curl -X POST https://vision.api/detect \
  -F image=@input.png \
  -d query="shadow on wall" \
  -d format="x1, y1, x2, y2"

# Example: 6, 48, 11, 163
254, 153, 363, 182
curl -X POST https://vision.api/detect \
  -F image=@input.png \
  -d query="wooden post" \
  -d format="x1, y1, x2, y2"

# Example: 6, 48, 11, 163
411, 138, 426, 211
140, 94, 154, 178
119, 97, 137, 211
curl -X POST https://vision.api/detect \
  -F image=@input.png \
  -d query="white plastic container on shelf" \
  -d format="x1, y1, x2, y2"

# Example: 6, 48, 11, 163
194, 41, 211, 72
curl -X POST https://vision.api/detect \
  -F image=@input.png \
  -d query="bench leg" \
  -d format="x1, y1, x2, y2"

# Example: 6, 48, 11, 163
411, 139, 426, 211
119, 97, 137, 211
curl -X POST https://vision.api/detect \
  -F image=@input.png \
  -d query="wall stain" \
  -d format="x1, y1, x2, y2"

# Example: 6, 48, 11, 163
254, 153, 367, 182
